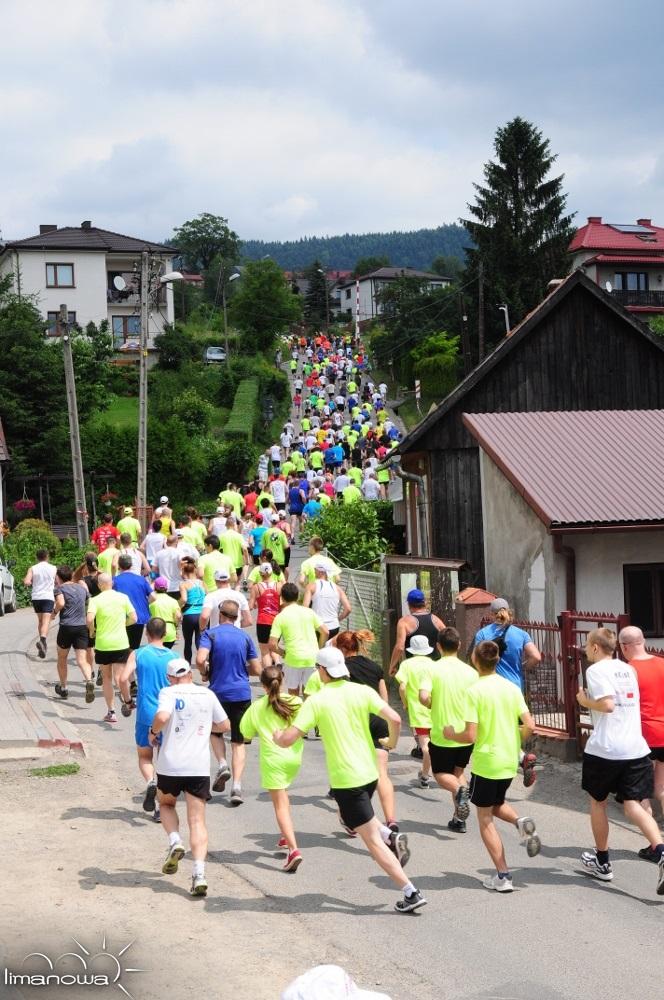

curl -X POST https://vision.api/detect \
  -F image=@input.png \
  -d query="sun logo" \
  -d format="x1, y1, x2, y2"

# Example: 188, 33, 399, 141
12, 936, 145, 997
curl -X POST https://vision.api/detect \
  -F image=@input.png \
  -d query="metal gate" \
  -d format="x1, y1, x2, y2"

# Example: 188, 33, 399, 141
339, 567, 386, 659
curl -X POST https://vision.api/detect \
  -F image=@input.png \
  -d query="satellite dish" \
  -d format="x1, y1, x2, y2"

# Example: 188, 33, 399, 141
605, 281, 613, 294
113, 275, 127, 291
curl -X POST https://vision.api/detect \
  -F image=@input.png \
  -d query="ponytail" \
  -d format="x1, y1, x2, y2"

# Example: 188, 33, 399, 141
335, 628, 375, 656
494, 607, 513, 626
262, 665, 296, 722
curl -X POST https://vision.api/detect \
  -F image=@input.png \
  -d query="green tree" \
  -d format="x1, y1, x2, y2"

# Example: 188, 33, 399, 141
461, 117, 575, 348
411, 331, 460, 396
303, 260, 332, 328
431, 254, 464, 283
647, 316, 664, 338
230, 259, 302, 353
352, 255, 390, 278
300, 499, 386, 569
153, 324, 199, 370
172, 388, 214, 435
173, 213, 241, 272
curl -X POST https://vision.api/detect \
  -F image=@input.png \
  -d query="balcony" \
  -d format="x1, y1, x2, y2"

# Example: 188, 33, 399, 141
610, 289, 664, 309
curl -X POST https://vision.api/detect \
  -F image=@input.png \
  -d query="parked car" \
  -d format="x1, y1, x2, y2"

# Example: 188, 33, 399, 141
0, 555, 17, 616
204, 346, 227, 364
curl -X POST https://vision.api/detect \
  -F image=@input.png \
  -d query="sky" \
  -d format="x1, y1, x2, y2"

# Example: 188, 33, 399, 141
2, 0, 662, 245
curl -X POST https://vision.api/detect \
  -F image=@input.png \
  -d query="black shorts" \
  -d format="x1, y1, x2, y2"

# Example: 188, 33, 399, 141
32, 599, 54, 614
235, 567, 243, 579
256, 623, 272, 644
218, 698, 251, 744
283, 548, 291, 567
331, 780, 378, 830
369, 714, 389, 750
126, 623, 144, 651
582, 752, 654, 803
95, 647, 131, 666
157, 774, 211, 801
56, 625, 89, 651
469, 773, 513, 808
167, 591, 180, 602
275, 502, 286, 511
650, 746, 664, 763
252, 553, 261, 565
327, 626, 339, 639
429, 742, 474, 775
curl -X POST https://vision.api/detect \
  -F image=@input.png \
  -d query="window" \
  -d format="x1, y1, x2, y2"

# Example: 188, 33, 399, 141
45, 311, 76, 335
45, 263, 74, 287
345, 289, 351, 299
624, 563, 664, 637
614, 272, 648, 292
112, 315, 141, 346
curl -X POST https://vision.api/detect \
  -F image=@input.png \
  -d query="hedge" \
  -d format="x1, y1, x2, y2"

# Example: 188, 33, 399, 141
224, 378, 259, 442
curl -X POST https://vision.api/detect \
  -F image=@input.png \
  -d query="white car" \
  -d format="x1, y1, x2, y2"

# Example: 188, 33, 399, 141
0, 555, 17, 616
204, 346, 227, 364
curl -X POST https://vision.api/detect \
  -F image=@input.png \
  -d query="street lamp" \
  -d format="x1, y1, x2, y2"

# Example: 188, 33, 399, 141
498, 303, 510, 335
223, 271, 241, 359
317, 268, 330, 330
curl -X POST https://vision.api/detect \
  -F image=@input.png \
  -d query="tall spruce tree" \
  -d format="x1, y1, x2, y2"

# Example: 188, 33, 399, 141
303, 260, 332, 328
462, 117, 575, 349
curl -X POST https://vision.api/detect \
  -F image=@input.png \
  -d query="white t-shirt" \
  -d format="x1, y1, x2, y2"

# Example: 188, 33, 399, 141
334, 474, 350, 493
362, 478, 381, 500
144, 532, 165, 564
584, 657, 651, 761
270, 445, 282, 462
379, 383, 387, 397
154, 547, 183, 591
117, 547, 144, 574
202, 587, 249, 628
30, 562, 56, 601
156, 683, 227, 777
270, 479, 287, 504
280, 432, 292, 449
209, 516, 227, 538
310, 579, 341, 630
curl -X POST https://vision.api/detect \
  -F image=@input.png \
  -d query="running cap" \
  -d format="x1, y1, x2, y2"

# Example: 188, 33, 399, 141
167, 657, 191, 678
314, 561, 329, 572
160, 496, 169, 504
123, 506, 133, 514
490, 597, 509, 612
216, 506, 225, 513
406, 634, 434, 656
214, 569, 230, 581
259, 562, 273, 575
174, 529, 184, 537
316, 647, 349, 678
153, 576, 168, 591
269, 512, 279, 522
406, 588, 426, 606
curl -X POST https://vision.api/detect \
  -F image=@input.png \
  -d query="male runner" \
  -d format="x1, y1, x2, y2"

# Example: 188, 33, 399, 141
24, 549, 57, 659
199, 569, 250, 630
86, 573, 137, 724
116, 506, 142, 545
269, 583, 329, 696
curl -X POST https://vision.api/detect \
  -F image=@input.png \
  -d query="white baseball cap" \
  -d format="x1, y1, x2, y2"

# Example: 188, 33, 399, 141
160, 496, 169, 504
259, 562, 273, 575
316, 647, 349, 678
166, 657, 191, 678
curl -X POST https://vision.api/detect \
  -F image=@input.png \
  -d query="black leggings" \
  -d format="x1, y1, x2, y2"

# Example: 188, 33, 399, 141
182, 614, 201, 664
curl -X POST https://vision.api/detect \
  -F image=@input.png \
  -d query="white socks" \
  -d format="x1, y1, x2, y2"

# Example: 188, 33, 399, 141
192, 860, 205, 877
168, 831, 182, 847
403, 880, 416, 896
379, 824, 392, 844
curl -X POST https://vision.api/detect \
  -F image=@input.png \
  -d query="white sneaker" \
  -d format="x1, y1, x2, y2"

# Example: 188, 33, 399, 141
516, 816, 541, 857
161, 841, 185, 875
483, 873, 513, 892
190, 873, 208, 897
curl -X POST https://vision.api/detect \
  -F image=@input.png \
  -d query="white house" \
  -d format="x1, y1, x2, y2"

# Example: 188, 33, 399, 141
0, 222, 177, 351
463, 409, 664, 646
336, 266, 451, 323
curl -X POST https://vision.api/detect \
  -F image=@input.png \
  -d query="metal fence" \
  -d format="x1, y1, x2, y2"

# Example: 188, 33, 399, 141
339, 567, 386, 658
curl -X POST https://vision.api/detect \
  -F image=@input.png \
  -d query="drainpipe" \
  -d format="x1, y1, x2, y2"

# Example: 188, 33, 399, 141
394, 467, 430, 558
553, 535, 576, 611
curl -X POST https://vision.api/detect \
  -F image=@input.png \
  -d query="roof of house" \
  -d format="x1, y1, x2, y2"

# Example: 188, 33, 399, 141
569, 217, 664, 254
338, 266, 450, 289
2, 224, 175, 255
463, 409, 664, 529
587, 254, 664, 267
397, 269, 663, 453
0, 419, 10, 463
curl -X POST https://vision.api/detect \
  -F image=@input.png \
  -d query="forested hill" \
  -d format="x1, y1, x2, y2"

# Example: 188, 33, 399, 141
241, 224, 470, 270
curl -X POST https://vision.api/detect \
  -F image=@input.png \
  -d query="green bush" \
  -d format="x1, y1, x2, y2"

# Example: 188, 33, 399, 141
172, 387, 214, 434
224, 378, 259, 442
3, 525, 61, 607
300, 501, 387, 570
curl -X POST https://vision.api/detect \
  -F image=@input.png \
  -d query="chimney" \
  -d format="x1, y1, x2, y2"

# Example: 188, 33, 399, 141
587, 216, 602, 224
637, 218, 652, 227
81, 220, 92, 230
39, 224, 57, 234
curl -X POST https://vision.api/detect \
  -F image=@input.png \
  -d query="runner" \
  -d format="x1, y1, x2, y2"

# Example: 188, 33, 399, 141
154, 496, 173, 536
197, 535, 236, 593
263, 513, 290, 578
91, 513, 119, 552
51, 564, 94, 703
86, 572, 137, 725
141, 520, 165, 571
116, 506, 142, 545
443, 639, 541, 892
298, 536, 340, 587
274, 647, 427, 913
249, 563, 283, 667
218, 516, 249, 587
112, 554, 155, 654
239, 664, 305, 872
199, 569, 251, 630
150, 657, 230, 896
113, 533, 150, 576
388, 588, 444, 676
149, 577, 182, 649
269, 583, 329, 696
302, 563, 351, 639
395, 635, 435, 787
179, 558, 206, 666
96, 534, 119, 577
23, 549, 57, 659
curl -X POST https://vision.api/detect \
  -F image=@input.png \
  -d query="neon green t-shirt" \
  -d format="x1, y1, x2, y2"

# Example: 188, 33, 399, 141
395, 656, 433, 729
198, 551, 235, 592
218, 490, 244, 518
97, 547, 117, 577
219, 530, 246, 568
87, 590, 133, 651
248, 566, 285, 585
294, 681, 384, 788
270, 604, 322, 669
342, 484, 362, 504
291, 452, 306, 472
464, 673, 529, 779
256, 491, 275, 511
304, 670, 322, 696
419, 655, 478, 747
301, 418, 311, 432
150, 593, 180, 644
319, 493, 331, 507
310, 451, 324, 470
179, 525, 200, 549
264, 527, 288, 565
347, 466, 362, 487
190, 521, 207, 550
116, 516, 141, 543
281, 461, 295, 479
239, 694, 303, 790
299, 554, 340, 584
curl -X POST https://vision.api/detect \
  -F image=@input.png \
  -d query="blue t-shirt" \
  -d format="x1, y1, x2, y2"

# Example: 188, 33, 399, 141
199, 625, 258, 701
250, 525, 268, 555
303, 500, 322, 519
135, 645, 178, 726
288, 486, 304, 513
113, 572, 153, 625
474, 622, 533, 690
182, 582, 206, 616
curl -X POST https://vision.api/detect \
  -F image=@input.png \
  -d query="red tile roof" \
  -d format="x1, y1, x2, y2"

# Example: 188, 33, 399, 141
569, 218, 664, 253
463, 409, 664, 529
589, 255, 664, 266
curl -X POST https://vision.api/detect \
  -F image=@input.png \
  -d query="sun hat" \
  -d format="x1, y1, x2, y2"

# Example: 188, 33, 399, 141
406, 634, 434, 656
316, 647, 349, 678
153, 576, 168, 591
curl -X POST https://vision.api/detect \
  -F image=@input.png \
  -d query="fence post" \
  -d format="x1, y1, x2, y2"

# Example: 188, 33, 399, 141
558, 611, 578, 742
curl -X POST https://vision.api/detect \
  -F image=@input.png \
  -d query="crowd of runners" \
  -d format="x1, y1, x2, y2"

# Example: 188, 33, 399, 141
18, 332, 664, 907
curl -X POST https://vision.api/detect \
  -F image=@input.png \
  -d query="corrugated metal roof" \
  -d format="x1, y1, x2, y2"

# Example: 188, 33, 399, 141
3, 226, 175, 255
463, 410, 664, 528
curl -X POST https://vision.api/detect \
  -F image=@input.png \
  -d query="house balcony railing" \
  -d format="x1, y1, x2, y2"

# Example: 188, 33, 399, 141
610, 289, 664, 308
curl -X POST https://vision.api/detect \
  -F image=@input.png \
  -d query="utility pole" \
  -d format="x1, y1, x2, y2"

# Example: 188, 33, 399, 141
477, 258, 485, 362
59, 303, 89, 546
136, 250, 149, 522
459, 292, 472, 375
222, 270, 230, 359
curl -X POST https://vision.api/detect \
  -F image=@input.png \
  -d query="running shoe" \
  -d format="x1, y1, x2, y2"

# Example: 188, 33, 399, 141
85, 680, 95, 704
521, 752, 537, 787
410, 744, 423, 760
54, 684, 68, 699
212, 763, 231, 793
153, 808, 161, 824
637, 845, 660, 864
283, 850, 303, 873
130, 680, 138, 699
483, 873, 514, 893
120, 699, 135, 718
657, 855, 664, 896
190, 873, 208, 897
580, 849, 613, 882
162, 842, 185, 874
394, 889, 427, 913
230, 785, 243, 806
418, 771, 430, 788
143, 781, 158, 813
340, 818, 357, 838
455, 785, 471, 821
387, 821, 400, 834
37, 637, 46, 659
516, 816, 541, 857
276, 837, 289, 852
103, 710, 118, 725
388, 830, 410, 868
96, 669, 103, 687
447, 817, 467, 833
